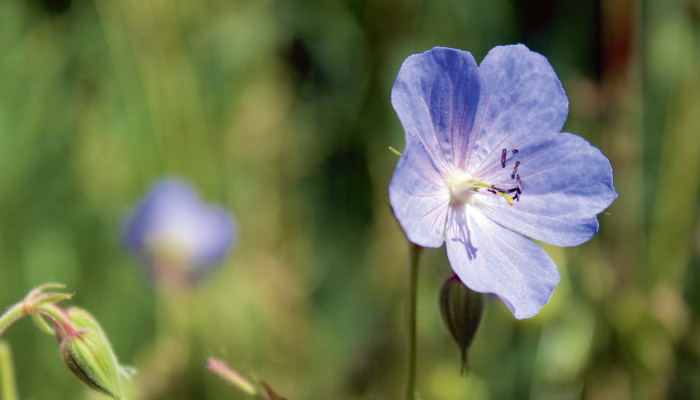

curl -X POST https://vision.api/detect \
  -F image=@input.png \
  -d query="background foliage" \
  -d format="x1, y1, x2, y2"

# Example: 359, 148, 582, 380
1, 0, 699, 399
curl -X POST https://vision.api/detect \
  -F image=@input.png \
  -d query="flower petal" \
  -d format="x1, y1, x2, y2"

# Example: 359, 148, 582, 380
183, 206, 237, 268
391, 47, 481, 172
475, 131, 617, 247
389, 140, 450, 248
465, 44, 569, 171
446, 205, 560, 319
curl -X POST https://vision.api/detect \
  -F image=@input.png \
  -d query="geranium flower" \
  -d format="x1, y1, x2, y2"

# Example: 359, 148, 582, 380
389, 45, 617, 319
123, 178, 237, 285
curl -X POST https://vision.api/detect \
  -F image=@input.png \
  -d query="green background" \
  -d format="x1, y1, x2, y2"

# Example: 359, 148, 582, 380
0, 0, 699, 398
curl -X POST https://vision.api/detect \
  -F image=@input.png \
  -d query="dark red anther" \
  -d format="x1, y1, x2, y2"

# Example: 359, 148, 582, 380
501, 149, 507, 168
516, 174, 523, 192
512, 149, 518, 154
511, 161, 520, 179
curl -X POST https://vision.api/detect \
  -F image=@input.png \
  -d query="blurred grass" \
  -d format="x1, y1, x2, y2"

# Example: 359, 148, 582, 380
0, 0, 699, 399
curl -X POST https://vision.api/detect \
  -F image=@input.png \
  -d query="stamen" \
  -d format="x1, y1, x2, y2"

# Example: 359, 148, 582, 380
489, 184, 515, 206
501, 149, 507, 168
465, 180, 517, 206
512, 149, 518, 154
511, 161, 520, 179
513, 193, 520, 202
516, 174, 523, 192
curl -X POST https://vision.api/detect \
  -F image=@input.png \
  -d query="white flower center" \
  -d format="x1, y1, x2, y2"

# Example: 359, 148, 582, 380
445, 170, 480, 205
446, 169, 519, 206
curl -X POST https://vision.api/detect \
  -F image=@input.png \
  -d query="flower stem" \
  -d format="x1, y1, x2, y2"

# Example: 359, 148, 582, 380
0, 341, 19, 400
404, 243, 422, 400
35, 303, 74, 332
0, 284, 73, 337
0, 303, 26, 338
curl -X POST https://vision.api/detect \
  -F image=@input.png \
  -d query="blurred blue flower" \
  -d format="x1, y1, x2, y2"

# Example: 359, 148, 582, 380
123, 179, 237, 285
389, 45, 617, 319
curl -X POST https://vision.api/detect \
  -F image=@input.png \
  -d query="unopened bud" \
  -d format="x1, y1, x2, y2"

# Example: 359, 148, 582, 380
55, 307, 125, 399
439, 274, 484, 372
206, 357, 257, 396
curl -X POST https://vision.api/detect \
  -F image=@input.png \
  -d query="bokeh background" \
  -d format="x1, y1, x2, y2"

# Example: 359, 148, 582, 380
1, 0, 699, 399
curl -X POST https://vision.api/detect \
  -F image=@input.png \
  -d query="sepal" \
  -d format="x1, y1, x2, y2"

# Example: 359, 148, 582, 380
55, 307, 126, 399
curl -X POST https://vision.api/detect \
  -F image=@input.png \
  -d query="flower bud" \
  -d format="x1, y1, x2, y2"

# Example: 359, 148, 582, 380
439, 274, 484, 372
55, 307, 125, 399
206, 357, 257, 396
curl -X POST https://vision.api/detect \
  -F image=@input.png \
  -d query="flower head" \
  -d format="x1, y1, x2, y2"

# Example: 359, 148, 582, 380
389, 45, 617, 319
123, 178, 237, 285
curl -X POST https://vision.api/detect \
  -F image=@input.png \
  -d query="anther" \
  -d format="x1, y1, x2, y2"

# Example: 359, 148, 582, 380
511, 161, 520, 179
501, 149, 507, 168
513, 193, 520, 202
491, 185, 506, 193
487, 184, 516, 205
516, 174, 523, 192
512, 149, 518, 154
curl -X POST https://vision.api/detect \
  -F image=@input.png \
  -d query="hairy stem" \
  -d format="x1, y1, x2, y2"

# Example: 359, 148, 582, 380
0, 303, 27, 338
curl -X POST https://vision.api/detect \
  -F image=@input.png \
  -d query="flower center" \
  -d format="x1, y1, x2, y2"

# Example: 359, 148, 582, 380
445, 171, 480, 205
446, 169, 520, 206
446, 148, 527, 206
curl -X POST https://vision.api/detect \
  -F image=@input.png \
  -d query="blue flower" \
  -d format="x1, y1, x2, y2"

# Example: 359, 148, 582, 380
389, 45, 617, 319
123, 178, 237, 284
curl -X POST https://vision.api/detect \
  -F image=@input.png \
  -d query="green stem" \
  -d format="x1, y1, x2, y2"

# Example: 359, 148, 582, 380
404, 243, 422, 400
0, 303, 27, 338
35, 303, 74, 331
0, 284, 72, 337
0, 341, 19, 400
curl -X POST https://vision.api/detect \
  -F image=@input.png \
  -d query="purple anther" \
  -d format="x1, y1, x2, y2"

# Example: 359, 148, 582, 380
516, 174, 523, 192
512, 149, 519, 154
501, 149, 507, 168
491, 185, 507, 193
513, 193, 520, 202
511, 161, 520, 179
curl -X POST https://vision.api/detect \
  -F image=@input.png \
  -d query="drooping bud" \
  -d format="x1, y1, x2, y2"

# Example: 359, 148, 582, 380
55, 307, 125, 399
439, 274, 484, 373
